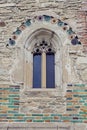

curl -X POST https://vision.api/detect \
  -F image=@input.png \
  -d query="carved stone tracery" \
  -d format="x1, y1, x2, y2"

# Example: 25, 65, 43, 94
32, 40, 55, 54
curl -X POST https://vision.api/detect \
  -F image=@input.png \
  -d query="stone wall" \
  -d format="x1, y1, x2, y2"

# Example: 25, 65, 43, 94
0, 0, 87, 83
0, 0, 87, 129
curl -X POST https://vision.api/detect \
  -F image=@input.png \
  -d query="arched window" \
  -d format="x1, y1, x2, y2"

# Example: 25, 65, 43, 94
12, 29, 62, 90
32, 40, 55, 88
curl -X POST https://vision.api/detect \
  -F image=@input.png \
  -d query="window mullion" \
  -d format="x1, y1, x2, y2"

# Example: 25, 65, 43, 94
41, 52, 46, 88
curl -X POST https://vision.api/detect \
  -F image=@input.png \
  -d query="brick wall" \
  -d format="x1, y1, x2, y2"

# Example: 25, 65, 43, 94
0, 84, 87, 123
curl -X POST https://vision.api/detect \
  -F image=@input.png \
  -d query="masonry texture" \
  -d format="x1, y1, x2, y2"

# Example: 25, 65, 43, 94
0, 0, 87, 130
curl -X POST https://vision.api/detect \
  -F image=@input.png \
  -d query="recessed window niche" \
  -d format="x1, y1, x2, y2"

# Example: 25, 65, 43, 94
24, 28, 62, 90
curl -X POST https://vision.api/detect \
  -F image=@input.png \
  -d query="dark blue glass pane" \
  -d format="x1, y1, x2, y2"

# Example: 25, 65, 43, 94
33, 54, 41, 88
46, 53, 55, 88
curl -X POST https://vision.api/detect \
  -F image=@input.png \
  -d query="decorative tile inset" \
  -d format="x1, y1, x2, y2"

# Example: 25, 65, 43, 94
57, 20, 64, 26
25, 19, 31, 26
15, 28, 21, 34
51, 18, 58, 24
43, 15, 51, 21
38, 15, 43, 21
9, 38, 15, 45
67, 27, 74, 35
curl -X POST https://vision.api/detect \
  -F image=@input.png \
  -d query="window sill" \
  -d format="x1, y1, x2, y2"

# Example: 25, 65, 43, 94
27, 88, 55, 91
23, 87, 62, 92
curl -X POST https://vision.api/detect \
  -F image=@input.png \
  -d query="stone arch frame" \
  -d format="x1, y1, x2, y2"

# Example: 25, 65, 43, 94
7, 12, 82, 91
23, 28, 63, 90
9, 26, 68, 90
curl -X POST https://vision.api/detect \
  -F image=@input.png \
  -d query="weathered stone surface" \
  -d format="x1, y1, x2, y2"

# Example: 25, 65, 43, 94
75, 56, 87, 82
20, 94, 66, 113
0, 0, 87, 128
